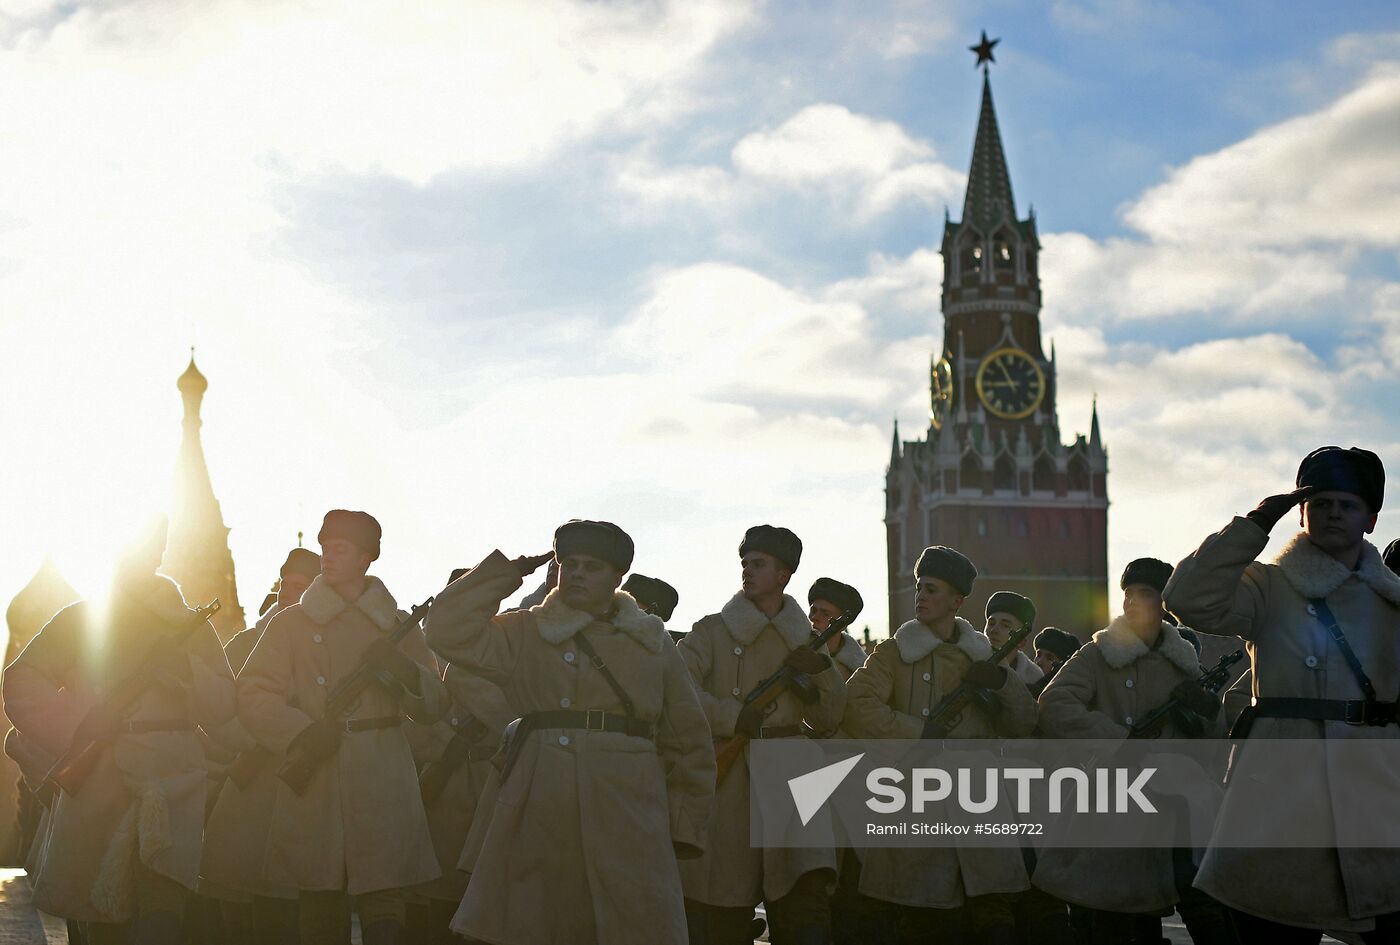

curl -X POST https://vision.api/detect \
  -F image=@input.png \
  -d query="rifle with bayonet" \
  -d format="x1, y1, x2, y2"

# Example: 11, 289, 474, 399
277, 597, 434, 795
1129, 649, 1244, 739
714, 610, 856, 785
921, 622, 1036, 740
45, 600, 221, 796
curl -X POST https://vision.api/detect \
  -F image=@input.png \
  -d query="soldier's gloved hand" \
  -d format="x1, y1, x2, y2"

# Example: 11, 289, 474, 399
1246, 486, 1315, 533
73, 704, 121, 742
1168, 703, 1208, 737
289, 720, 343, 763
1170, 680, 1221, 720
734, 702, 767, 738
784, 647, 831, 675
364, 639, 422, 696
963, 661, 1007, 691
511, 552, 554, 577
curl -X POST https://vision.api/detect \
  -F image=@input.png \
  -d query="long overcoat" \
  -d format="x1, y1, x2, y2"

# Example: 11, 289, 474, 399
3, 572, 235, 922
676, 591, 847, 907
843, 616, 1037, 908
200, 605, 296, 900
1033, 617, 1225, 913
237, 574, 447, 895
1165, 521, 1400, 932
425, 551, 716, 945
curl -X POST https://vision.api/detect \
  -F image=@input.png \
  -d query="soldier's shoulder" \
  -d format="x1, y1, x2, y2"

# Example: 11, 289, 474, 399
858, 637, 900, 666
688, 612, 726, 635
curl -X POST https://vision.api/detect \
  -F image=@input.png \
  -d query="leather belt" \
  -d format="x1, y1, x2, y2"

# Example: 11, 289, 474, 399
116, 720, 192, 735
344, 716, 402, 733
525, 709, 654, 740
1252, 697, 1397, 727
755, 724, 804, 739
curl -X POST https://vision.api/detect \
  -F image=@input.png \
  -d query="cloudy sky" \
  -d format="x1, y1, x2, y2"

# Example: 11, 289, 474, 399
2, 0, 1399, 642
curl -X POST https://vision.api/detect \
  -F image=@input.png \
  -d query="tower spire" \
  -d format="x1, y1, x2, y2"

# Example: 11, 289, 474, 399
889, 417, 901, 466
163, 353, 244, 638
1089, 396, 1102, 451
962, 66, 1016, 233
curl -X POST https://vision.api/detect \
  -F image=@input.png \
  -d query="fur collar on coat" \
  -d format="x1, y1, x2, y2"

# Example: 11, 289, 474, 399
720, 592, 814, 648
533, 588, 668, 654
1092, 617, 1201, 674
1273, 531, 1400, 606
834, 633, 868, 674
300, 575, 399, 631
893, 616, 990, 664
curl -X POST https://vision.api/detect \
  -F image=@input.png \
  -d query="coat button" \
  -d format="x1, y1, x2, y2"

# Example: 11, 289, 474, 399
731, 687, 741, 696
733, 647, 743, 656
450, 717, 459, 726
558, 735, 570, 746
1305, 655, 1319, 668
316, 675, 327, 686
1306, 604, 1317, 616
922, 672, 931, 682
1124, 715, 1133, 725
560, 697, 572, 708
921, 708, 930, 717
313, 634, 323, 644
564, 652, 575, 663
1125, 679, 1134, 689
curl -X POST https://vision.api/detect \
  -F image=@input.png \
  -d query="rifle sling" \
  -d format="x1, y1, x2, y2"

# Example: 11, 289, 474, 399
572, 632, 637, 721
1310, 597, 1379, 702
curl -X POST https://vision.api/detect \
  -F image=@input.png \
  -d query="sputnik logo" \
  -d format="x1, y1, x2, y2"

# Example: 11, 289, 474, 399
787, 753, 865, 826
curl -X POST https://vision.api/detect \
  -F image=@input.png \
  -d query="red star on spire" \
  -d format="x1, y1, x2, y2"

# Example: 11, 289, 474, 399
970, 30, 1000, 69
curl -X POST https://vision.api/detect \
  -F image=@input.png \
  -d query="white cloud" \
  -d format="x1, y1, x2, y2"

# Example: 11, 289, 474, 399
1040, 232, 1350, 323
826, 247, 944, 316
1125, 65, 1400, 250
613, 102, 966, 224
732, 104, 965, 219
614, 261, 921, 408
0, 0, 755, 186
1035, 63, 1400, 328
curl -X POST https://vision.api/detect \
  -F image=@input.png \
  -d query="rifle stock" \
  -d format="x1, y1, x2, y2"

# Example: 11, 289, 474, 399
713, 610, 856, 785
276, 597, 434, 795
45, 600, 221, 796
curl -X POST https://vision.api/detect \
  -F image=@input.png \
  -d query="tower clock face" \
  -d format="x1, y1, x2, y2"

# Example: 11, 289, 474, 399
975, 347, 1045, 420
930, 355, 954, 429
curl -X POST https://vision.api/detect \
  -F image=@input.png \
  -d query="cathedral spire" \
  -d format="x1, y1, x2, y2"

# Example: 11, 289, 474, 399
962, 69, 1017, 234
1089, 396, 1102, 452
163, 352, 244, 638
889, 418, 901, 466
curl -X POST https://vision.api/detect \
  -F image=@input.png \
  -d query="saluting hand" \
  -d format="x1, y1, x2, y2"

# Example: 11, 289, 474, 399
1246, 486, 1315, 533
511, 552, 554, 577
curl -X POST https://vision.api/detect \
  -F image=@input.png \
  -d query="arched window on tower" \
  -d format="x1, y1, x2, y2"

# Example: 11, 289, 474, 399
960, 235, 983, 284
992, 228, 1016, 285
993, 454, 1016, 492
1032, 454, 1055, 493
1068, 455, 1090, 493
960, 453, 983, 492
